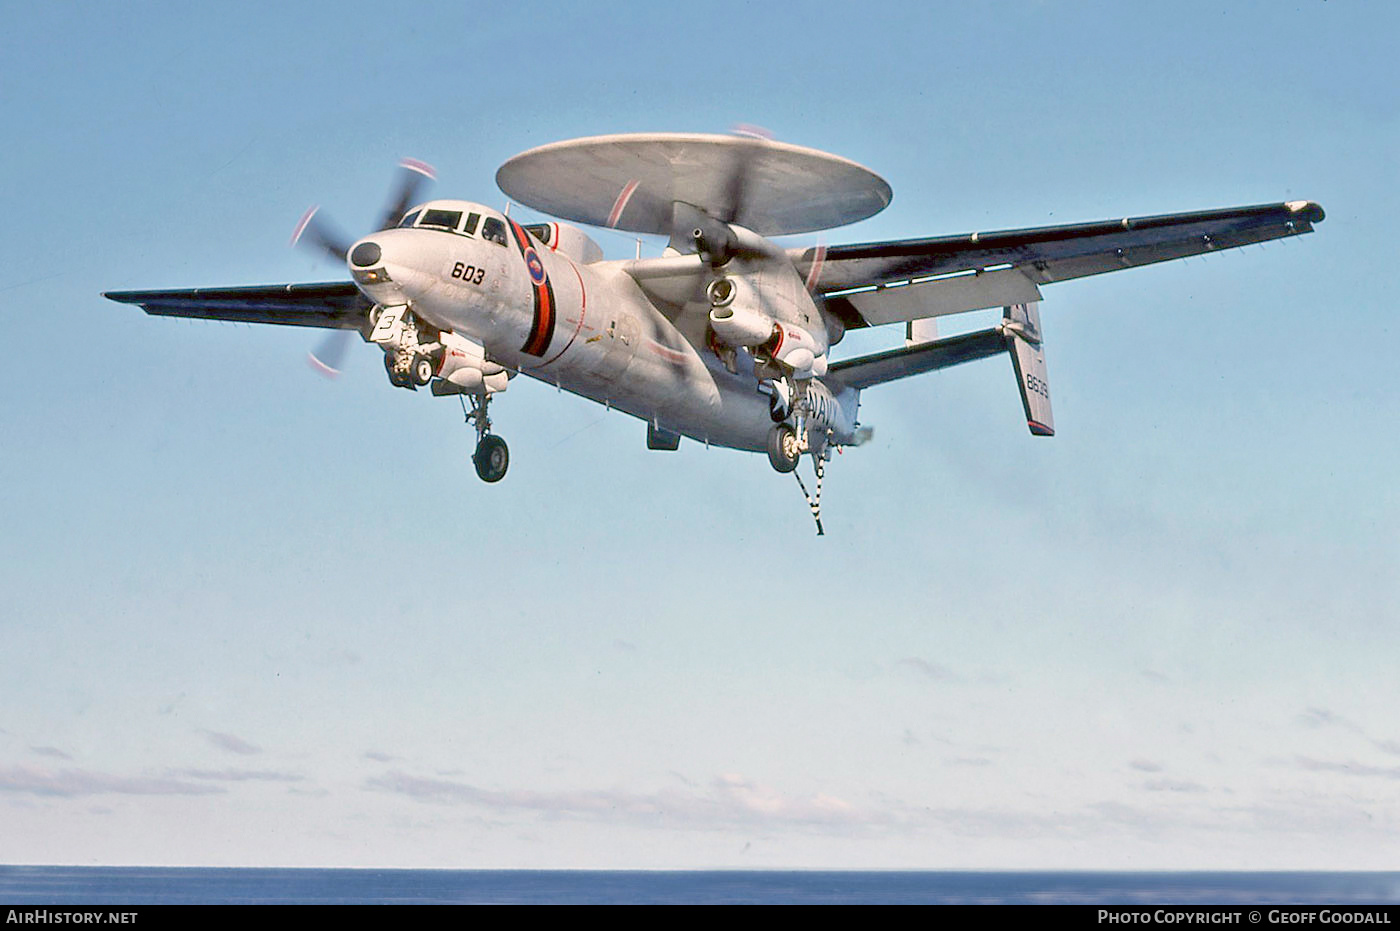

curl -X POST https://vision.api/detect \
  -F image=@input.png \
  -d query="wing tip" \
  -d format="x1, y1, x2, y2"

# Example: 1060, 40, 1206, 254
1286, 200, 1325, 224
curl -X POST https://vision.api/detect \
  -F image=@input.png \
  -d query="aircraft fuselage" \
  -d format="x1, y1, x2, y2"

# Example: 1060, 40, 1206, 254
353, 202, 859, 452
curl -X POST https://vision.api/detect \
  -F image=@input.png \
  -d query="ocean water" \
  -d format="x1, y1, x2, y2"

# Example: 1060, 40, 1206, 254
0, 868, 1397, 905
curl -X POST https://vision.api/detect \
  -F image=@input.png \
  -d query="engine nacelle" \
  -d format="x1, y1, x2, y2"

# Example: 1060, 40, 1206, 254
437, 331, 508, 393
769, 325, 827, 379
706, 272, 829, 378
707, 275, 778, 348
709, 306, 778, 349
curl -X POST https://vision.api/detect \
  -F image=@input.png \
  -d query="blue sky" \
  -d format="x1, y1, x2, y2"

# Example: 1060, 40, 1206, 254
1, 1, 1396, 868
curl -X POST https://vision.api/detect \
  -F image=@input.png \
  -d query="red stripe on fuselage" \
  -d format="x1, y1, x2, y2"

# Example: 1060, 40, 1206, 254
509, 219, 556, 357
524, 282, 555, 356
539, 262, 587, 367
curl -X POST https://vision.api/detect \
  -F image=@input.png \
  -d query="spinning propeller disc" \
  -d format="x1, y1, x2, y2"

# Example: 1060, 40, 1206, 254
495, 133, 892, 237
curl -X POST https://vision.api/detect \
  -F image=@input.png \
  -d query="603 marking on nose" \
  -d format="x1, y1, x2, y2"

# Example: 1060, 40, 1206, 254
451, 262, 486, 285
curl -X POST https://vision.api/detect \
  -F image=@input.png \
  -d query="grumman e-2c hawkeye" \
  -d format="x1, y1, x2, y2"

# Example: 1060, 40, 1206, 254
105, 133, 1324, 533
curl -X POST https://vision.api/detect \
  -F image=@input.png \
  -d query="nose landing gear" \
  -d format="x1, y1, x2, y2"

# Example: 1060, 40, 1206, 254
384, 350, 436, 389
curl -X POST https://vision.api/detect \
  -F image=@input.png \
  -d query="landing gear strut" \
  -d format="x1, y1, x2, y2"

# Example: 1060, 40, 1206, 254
768, 408, 831, 536
461, 392, 508, 483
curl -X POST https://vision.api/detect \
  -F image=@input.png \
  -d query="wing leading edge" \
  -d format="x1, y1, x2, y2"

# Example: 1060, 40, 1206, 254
104, 281, 369, 331
800, 200, 1324, 330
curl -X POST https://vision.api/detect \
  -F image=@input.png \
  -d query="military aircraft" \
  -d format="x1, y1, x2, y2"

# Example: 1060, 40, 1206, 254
105, 132, 1324, 533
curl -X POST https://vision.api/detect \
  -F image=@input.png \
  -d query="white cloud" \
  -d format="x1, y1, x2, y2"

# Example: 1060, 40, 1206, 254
0, 765, 224, 798
178, 769, 304, 783
1294, 756, 1400, 780
29, 746, 72, 760
366, 770, 888, 833
897, 658, 958, 682
1296, 707, 1363, 733
1142, 778, 1208, 793
203, 730, 261, 756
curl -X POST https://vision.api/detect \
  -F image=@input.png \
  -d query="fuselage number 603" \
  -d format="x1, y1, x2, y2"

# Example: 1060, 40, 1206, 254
452, 262, 486, 285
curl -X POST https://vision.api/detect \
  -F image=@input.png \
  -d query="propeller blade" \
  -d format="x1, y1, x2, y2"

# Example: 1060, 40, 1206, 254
670, 126, 779, 264
718, 124, 773, 227
803, 241, 828, 293
730, 123, 775, 141
605, 178, 642, 229
307, 329, 353, 379
291, 206, 354, 264
718, 140, 761, 228
295, 158, 433, 380
376, 157, 437, 231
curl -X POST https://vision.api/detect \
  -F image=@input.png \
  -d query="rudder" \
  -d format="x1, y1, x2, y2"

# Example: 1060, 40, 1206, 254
1002, 302, 1054, 436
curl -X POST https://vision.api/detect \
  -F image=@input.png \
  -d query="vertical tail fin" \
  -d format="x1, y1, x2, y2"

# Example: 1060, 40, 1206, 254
1003, 302, 1054, 436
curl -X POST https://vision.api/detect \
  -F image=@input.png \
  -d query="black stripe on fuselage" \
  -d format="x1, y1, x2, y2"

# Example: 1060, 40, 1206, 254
508, 219, 556, 357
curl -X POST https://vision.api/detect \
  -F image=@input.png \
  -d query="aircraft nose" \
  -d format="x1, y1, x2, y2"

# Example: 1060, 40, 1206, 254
350, 240, 382, 268
348, 234, 410, 300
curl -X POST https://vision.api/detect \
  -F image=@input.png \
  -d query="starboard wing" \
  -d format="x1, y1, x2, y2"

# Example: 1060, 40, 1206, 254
798, 201, 1324, 330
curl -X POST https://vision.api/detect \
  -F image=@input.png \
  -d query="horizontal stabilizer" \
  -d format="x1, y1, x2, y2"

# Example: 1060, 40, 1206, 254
826, 327, 1007, 390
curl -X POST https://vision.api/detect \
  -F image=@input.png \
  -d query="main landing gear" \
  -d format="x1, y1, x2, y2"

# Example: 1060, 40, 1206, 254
765, 397, 831, 536
462, 391, 509, 483
767, 423, 800, 473
473, 434, 509, 483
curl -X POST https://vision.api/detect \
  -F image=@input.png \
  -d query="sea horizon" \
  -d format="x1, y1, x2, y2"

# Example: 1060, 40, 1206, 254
2, 866, 1397, 906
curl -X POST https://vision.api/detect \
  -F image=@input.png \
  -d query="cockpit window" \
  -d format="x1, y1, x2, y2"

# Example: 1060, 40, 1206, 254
398, 210, 421, 228
419, 208, 463, 231
523, 223, 552, 246
463, 212, 480, 236
481, 217, 508, 246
